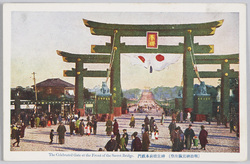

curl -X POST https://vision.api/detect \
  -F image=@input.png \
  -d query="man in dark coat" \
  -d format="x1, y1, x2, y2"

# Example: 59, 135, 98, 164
53, 114, 58, 125
79, 119, 85, 136
184, 124, 195, 150
131, 132, 142, 151
142, 130, 150, 151
168, 119, 176, 136
113, 119, 119, 135
69, 120, 75, 136
30, 115, 35, 128
92, 119, 97, 135
20, 123, 26, 138
13, 127, 21, 147
115, 130, 121, 151
106, 118, 112, 136
57, 122, 66, 144
149, 117, 154, 134
123, 129, 129, 146
171, 127, 181, 152
199, 125, 208, 150
105, 135, 117, 151
144, 115, 149, 132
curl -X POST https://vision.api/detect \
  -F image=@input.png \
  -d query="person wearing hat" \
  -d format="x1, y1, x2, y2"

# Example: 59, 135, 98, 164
131, 132, 142, 151
149, 117, 154, 135
69, 119, 75, 136
171, 127, 181, 152
113, 119, 119, 135
57, 122, 66, 144
79, 119, 85, 136
144, 115, 149, 132
122, 129, 129, 149
105, 135, 117, 151
199, 125, 208, 150
184, 124, 195, 150
168, 119, 176, 136
105, 117, 112, 136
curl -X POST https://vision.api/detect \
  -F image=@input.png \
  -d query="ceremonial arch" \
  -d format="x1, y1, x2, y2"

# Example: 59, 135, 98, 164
57, 19, 239, 120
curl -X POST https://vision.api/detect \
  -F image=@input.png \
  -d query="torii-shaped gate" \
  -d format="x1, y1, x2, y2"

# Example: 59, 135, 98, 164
57, 19, 238, 117
83, 19, 223, 116
195, 54, 239, 119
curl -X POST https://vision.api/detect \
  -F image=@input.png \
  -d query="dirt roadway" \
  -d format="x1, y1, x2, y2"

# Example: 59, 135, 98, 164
10, 110, 239, 152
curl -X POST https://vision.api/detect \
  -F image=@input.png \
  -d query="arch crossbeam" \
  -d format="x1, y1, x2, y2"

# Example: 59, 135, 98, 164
83, 19, 223, 36
91, 43, 214, 54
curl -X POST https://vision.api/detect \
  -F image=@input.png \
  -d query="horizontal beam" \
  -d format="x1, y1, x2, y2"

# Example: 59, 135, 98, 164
91, 43, 213, 54
57, 50, 111, 63
90, 27, 217, 36
83, 19, 223, 32
83, 70, 107, 77
64, 69, 108, 77
195, 54, 239, 64
198, 70, 239, 78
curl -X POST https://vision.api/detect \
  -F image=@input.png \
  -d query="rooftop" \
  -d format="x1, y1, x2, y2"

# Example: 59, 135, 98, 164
35, 78, 74, 88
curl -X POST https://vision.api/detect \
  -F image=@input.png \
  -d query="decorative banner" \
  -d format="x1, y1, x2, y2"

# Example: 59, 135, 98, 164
146, 31, 158, 49
124, 53, 182, 72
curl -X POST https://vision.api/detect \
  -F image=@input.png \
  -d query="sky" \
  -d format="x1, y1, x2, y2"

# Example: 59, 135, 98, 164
11, 11, 239, 90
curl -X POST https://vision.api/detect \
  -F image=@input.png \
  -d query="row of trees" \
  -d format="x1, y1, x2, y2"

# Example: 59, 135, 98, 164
11, 86, 92, 101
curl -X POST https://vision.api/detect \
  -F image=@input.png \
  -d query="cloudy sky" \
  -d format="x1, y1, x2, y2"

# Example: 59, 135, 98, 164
10, 6, 239, 90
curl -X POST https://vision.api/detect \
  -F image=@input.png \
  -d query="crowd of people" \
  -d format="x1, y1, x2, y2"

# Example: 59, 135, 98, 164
11, 108, 236, 152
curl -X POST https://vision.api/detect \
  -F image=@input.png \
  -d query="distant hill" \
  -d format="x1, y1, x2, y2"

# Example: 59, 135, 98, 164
150, 86, 183, 101
122, 88, 142, 100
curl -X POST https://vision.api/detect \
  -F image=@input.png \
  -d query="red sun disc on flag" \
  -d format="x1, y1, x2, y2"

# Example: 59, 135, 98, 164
156, 54, 164, 62
138, 56, 145, 63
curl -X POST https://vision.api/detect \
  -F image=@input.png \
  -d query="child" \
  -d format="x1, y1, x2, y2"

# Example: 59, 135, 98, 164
193, 136, 199, 149
86, 124, 91, 136
49, 129, 54, 144
155, 129, 159, 140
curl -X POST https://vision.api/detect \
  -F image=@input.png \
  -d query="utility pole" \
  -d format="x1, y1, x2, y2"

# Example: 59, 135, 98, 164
32, 72, 38, 101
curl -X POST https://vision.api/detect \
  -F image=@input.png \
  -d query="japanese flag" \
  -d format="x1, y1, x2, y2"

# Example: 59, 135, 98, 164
125, 54, 181, 72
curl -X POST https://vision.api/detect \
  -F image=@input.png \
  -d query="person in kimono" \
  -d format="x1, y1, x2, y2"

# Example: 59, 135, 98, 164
113, 119, 119, 135
199, 125, 208, 150
105, 135, 117, 151
171, 127, 181, 152
142, 130, 150, 151
131, 132, 142, 151
120, 134, 127, 151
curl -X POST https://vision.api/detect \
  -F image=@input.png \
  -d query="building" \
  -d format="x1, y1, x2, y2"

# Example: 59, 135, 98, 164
34, 78, 74, 99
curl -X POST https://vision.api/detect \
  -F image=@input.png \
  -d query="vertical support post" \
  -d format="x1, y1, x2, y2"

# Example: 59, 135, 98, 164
221, 60, 230, 122
75, 58, 84, 116
182, 31, 194, 113
14, 91, 21, 122
110, 30, 122, 116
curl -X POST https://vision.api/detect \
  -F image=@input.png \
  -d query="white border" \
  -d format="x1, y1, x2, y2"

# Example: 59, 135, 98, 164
3, 3, 247, 161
